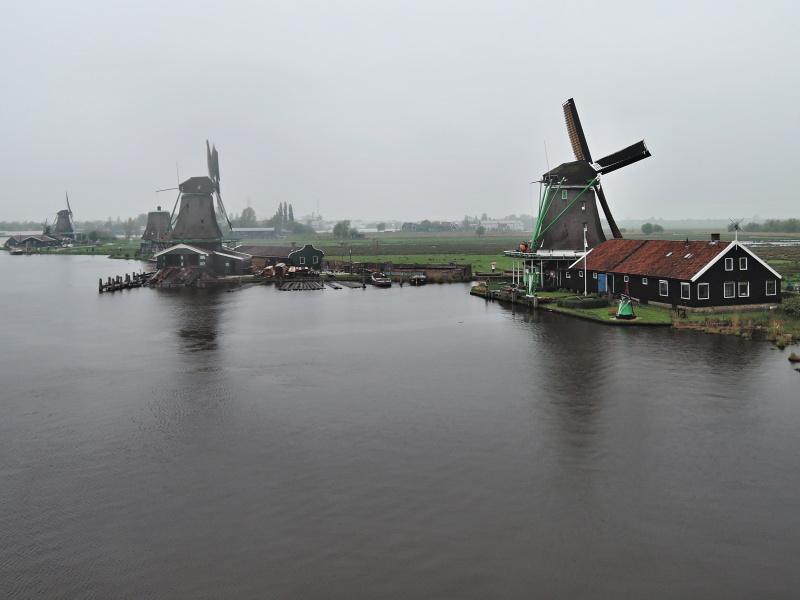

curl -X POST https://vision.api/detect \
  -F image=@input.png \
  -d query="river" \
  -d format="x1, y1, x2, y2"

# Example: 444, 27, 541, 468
1, 252, 799, 599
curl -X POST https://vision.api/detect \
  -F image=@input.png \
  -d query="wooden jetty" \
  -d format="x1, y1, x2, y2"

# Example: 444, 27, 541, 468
99, 271, 154, 293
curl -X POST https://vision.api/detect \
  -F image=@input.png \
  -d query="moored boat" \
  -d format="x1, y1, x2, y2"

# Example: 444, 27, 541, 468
370, 272, 392, 287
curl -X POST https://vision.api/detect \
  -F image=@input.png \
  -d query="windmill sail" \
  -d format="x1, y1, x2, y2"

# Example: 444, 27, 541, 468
595, 140, 651, 175
563, 98, 592, 163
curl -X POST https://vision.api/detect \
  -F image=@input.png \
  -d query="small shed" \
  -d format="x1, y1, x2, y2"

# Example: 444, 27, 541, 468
287, 244, 325, 269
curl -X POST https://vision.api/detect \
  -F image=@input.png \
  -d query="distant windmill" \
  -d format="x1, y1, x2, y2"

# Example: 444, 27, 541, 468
532, 98, 651, 251
53, 192, 75, 237
729, 218, 743, 241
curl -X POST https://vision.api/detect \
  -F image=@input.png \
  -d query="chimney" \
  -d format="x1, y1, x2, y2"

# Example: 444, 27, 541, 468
710, 233, 720, 242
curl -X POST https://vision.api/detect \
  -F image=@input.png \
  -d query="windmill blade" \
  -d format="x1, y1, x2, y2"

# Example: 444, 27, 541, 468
595, 183, 623, 239
206, 140, 213, 181
211, 145, 220, 184
65, 191, 73, 218
563, 98, 592, 163
169, 190, 181, 229
595, 140, 651, 175
215, 191, 233, 231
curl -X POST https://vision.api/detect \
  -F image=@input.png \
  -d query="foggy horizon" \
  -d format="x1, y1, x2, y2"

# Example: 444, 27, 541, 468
2, 1, 798, 223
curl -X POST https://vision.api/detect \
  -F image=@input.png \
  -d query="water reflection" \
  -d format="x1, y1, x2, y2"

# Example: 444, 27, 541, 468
157, 288, 223, 354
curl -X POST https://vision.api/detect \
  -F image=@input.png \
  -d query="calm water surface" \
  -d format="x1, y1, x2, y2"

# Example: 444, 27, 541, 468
1, 253, 799, 599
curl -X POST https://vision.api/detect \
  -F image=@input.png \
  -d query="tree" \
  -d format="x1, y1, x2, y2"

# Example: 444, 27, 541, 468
333, 220, 352, 239
376, 222, 386, 232
239, 206, 258, 227
288, 203, 294, 223
476, 225, 486, 237
641, 222, 654, 234
123, 218, 136, 240
481, 213, 488, 221
652, 224, 664, 233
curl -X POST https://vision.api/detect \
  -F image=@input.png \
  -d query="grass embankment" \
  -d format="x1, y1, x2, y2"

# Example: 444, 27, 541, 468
548, 303, 673, 325
21, 242, 143, 259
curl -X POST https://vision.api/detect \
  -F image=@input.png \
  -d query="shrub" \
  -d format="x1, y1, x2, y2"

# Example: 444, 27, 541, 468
781, 295, 800, 318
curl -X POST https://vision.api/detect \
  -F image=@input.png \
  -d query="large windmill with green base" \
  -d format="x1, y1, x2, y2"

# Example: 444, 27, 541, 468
507, 98, 651, 295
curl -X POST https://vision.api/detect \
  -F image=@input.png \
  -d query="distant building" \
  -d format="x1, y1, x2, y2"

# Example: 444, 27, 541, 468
232, 227, 277, 240
4, 234, 60, 249
565, 237, 781, 308
479, 220, 525, 232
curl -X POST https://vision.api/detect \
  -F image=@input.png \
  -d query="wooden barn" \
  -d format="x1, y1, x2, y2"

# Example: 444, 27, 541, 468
153, 244, 251, 275
564, 237, 782, 309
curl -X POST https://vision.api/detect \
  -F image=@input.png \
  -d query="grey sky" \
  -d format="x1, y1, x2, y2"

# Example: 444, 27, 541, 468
2, 0, 797, 222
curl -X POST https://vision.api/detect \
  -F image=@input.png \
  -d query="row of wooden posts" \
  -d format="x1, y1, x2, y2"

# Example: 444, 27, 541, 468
98, 272, 152, 293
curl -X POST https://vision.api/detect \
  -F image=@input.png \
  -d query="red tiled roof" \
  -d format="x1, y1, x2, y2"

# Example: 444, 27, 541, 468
576, 239, 731, 281
575, 239, 645, 271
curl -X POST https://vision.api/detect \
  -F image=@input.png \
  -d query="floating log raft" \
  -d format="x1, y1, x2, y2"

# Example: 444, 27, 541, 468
279, 280, 324, 291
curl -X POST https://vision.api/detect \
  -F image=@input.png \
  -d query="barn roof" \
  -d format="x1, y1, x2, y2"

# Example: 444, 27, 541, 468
570, 239, 739, 280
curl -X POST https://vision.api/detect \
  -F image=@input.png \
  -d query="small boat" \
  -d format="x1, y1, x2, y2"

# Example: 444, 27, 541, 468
409, 272, 427, 286
9, 248, 25, 255
370, 272, 392, 287
789, 352, 800, 363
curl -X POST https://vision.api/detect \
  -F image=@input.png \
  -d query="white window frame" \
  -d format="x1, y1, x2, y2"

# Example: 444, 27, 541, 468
766, 280, 777, 296
313, 255, 319, 264
659, 280, 669, 297
581, 201, 586, 211
739, 256, 748, 270
738, 281, 749, 298
299, 256, 306, 265
725, 257, 734, 271
698, 282, 710, 300
579, 271, 584, 278
592, 272, 597, 279
723, 281, 735, 298
623, 275, 629, 282
565, 271, 571, 279
680, 282, 690, 300
642, 277, 648, 285
562, 190, 568, 200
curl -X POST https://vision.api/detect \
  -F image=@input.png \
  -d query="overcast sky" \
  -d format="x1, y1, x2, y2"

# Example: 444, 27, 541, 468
1, 0, 797, 223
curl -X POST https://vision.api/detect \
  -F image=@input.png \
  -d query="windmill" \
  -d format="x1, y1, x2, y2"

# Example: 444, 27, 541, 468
531, 98, 651, 251
165, 141, 233, 247
53, 192, 75, 237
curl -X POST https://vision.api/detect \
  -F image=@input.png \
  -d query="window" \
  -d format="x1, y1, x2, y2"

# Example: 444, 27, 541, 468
566, 272, 571, 279
299, 256, 306, 265
698, 283, 710, 300
680, 282, 690, 300
579, 271, 584, 278
738, 281, 749, 297
581, 201, 586, 211
592, 272, 597, 279
724, 282, 735, 298
725, 257, 734, 271
766, 280, 777, 296
739, 257, 748, 270
665, 252, 673, 257
623, 275, 629, 282
562, 190, 568, 200
313, 256, 319, 264
659, 280, 669, 297
684, 253, 693, 259
642, 277, 648, 285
